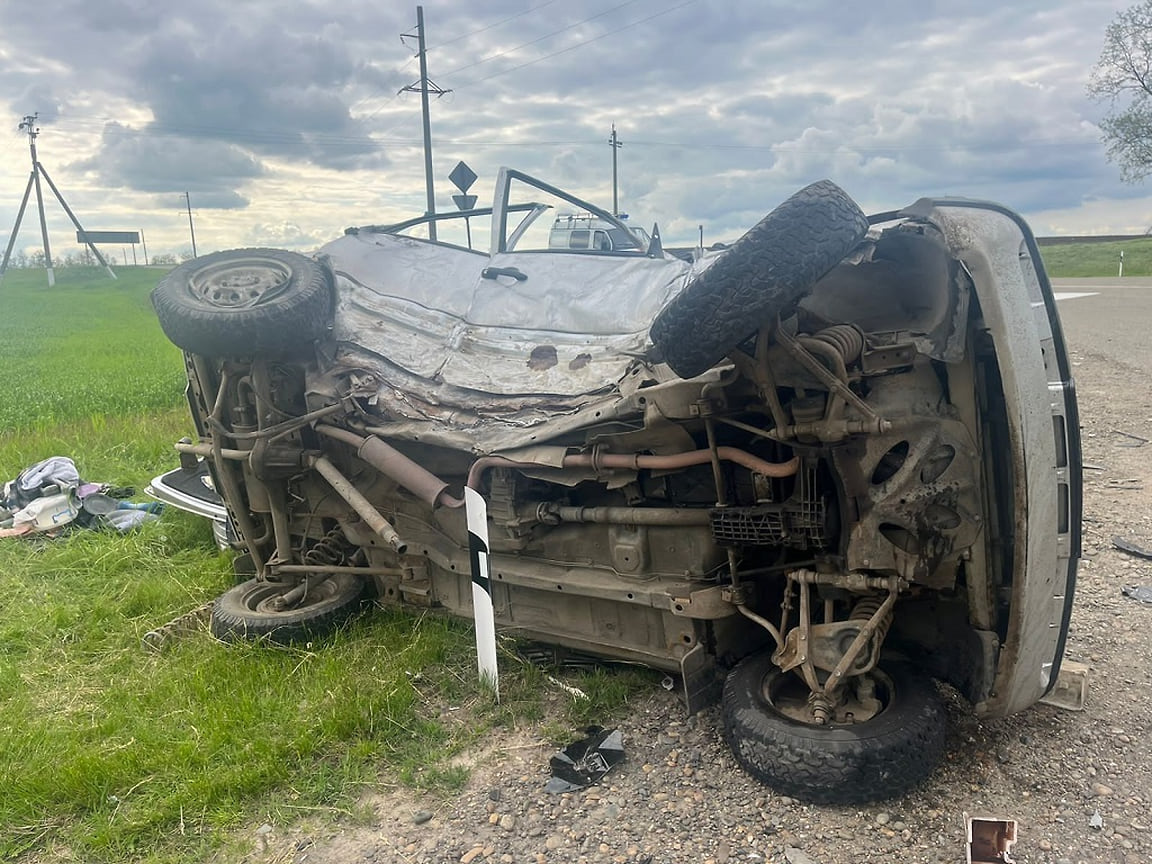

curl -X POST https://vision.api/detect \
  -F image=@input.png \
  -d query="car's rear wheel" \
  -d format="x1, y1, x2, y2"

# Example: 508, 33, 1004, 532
650, 180, 868, 378
151, 248, 334, 358
721, 651, 947, 804
211, 574, 365, 644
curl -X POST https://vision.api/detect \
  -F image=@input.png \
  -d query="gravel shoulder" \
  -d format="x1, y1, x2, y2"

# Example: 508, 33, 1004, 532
241, 311, 1152, 864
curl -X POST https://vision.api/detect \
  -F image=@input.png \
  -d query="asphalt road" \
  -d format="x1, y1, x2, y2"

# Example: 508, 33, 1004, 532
1052, 277, 1152, 365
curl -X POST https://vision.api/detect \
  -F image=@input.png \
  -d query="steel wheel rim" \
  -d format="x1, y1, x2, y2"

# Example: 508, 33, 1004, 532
242, 579, 342, 614
188, 258, 293, 309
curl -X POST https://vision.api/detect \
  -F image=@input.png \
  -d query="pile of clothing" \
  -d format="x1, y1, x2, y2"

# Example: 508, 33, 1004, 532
0, 456, 163, 538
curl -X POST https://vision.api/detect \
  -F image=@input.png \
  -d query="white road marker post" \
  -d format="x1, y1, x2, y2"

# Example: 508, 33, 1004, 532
465, 486, 499, 697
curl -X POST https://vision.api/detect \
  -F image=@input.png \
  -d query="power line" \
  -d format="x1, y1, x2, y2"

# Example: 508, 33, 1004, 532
428, 0, 565, 51
332, 0, 688, 139
451, 0, 700, 90
436, 0, 646, 80
346, 63, 415, 115
351, 0, 564, 119
1, 114, 115, 285
353, 0, 663, 130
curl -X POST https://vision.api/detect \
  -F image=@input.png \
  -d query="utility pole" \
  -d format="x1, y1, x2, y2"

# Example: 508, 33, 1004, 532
1, 113, 115, 286
401, 6, 450, 242
184, 192, 198, 258
608, 124, 623, 217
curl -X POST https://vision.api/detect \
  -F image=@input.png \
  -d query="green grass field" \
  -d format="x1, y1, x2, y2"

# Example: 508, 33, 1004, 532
1038, 237, 1152, 278
0, 267, 649, 863
0, 267, 188, 436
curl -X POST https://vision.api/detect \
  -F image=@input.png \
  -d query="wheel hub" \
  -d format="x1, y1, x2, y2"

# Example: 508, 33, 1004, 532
248, 577, 340, 614
189, 258, 293, 309
765, 669, 892, 725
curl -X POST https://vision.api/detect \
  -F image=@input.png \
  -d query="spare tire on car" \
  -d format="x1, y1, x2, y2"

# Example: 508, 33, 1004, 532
151, 248, 334, 358
650, 180, 868, 379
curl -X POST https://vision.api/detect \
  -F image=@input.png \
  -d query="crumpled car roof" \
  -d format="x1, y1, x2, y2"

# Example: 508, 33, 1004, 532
322, 231, 703, 399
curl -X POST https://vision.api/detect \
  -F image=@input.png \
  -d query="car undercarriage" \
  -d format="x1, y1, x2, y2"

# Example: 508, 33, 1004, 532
151, 170, 1080, 803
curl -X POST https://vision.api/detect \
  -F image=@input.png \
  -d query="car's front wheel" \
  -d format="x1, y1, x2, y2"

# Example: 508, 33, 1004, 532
721, 651, 947, 804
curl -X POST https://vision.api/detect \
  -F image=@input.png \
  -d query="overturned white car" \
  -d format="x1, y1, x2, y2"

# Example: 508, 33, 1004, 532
150, 168, 1080, 803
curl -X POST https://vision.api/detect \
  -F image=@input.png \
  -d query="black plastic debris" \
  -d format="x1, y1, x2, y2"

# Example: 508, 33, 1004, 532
545, 726, 625, 794
1114, 536, 1152, 560
1121, 585, 1152, 604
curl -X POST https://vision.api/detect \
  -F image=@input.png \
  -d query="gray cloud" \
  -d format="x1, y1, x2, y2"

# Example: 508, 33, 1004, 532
0, 0, 1145, 250
1, 0, 398, 173
392, 0, 1135, 240
8, 85, 63, 125
133, 23, 386, 169
73, 122, 262, 208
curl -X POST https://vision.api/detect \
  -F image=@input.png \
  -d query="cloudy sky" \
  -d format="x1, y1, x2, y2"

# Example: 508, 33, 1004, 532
0, 0, 1145, 260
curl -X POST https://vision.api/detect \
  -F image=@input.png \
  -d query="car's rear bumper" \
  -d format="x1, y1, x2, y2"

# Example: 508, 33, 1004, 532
146, 463, 231, 549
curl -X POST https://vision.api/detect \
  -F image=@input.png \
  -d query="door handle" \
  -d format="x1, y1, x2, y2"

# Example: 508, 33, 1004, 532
481, 266, 528, 281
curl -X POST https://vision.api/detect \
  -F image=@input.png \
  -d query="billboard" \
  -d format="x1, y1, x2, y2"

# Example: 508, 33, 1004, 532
77, 230, 140, 244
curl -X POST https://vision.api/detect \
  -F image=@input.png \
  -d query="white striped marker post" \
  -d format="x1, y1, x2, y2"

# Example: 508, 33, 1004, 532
465, 486, 499, 697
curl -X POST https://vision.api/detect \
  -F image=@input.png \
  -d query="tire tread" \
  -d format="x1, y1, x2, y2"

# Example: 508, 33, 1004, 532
151, 248, 333, 358
721, 654, 947, 804
651, 181, 868, 378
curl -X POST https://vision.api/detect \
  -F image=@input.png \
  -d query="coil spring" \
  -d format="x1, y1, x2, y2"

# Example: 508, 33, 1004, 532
810, 324, 864, 364
303, 527, 350, 567
850, 594, 893, 647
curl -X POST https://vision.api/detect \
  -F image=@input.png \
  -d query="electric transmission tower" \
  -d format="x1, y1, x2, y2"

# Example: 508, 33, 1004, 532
400, 6, 450, 242
0, 114, 115, 286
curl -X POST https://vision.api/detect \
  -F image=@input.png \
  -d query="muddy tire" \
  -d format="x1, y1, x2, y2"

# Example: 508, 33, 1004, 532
650, 181, 867, 379
151, 248, 333, 358
721, 652, 946, 804
210, 574, 365, 644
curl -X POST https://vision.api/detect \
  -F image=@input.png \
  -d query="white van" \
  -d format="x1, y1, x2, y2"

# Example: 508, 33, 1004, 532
548, 213, 651, 252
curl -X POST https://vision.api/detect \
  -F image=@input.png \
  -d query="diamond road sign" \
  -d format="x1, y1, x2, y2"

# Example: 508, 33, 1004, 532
452, 194, 478, 211
449, 161, 477, 193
